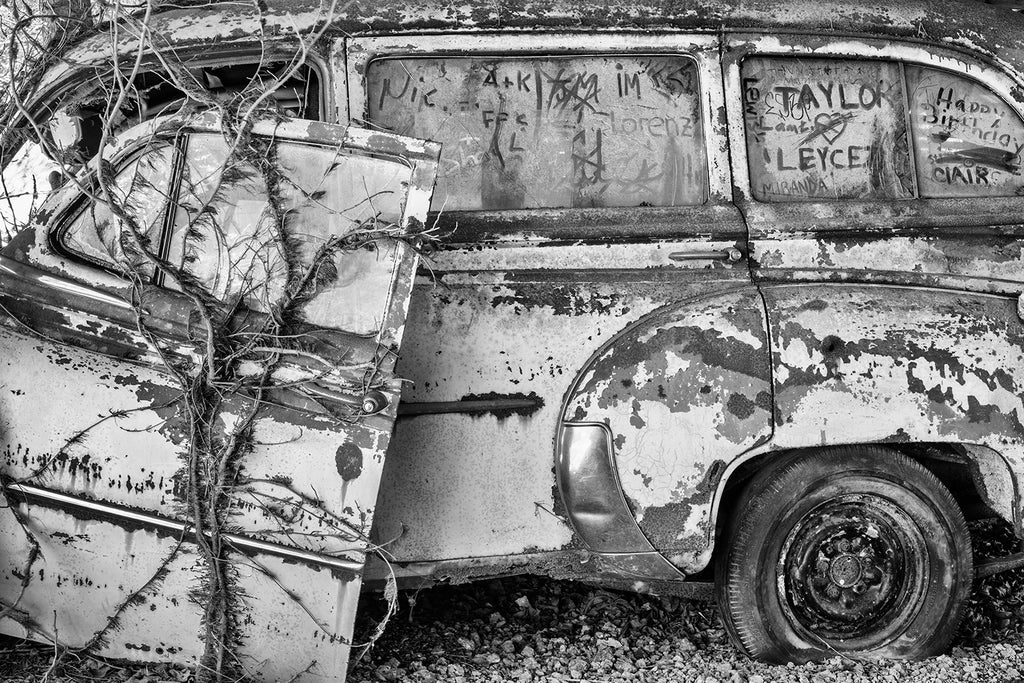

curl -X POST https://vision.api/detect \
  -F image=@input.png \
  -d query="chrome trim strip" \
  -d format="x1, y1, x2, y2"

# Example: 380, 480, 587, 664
36, 275, 131, 309
0, 255, 130, 310
301, 381, 363, 408
6, 483, 363, 573
557, 421, 660, 554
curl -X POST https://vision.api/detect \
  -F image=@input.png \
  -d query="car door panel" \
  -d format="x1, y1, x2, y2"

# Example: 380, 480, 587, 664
346, 33, 771, 571
0, 113, 439, 682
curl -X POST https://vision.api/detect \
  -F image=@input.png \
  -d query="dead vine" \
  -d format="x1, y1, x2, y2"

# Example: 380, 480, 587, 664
0, 0, 433, 680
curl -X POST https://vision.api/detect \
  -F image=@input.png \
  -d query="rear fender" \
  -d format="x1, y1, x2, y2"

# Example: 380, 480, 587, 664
762, 284, 1024, 531
557, 287, 773, 574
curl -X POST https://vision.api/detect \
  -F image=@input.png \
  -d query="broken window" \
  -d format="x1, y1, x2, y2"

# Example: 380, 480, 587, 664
906, 65, 1024, 197
741, 57, 915, 201
59, 144, 174, 277
365, 55, 708, 211
47, 62, 321, 165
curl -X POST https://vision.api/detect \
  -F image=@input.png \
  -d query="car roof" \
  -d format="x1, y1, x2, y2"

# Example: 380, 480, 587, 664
7, 0, 1024, 168
50, 1, 1024, 76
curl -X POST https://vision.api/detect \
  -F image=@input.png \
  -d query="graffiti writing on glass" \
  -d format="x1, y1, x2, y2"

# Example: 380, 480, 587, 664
742, 58, 912, 202
367, 56, 708, 210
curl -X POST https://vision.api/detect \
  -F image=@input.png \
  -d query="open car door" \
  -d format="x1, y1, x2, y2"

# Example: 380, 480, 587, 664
0, 111, 439, 681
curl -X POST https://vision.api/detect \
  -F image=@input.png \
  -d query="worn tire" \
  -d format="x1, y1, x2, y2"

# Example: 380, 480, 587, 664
715, 446, 972, 663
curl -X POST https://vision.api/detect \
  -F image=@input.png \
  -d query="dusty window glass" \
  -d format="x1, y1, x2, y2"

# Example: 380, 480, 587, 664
167, 135, 281, 306
168, 134, 410, 335
906, 65, 1024, 197
366, 55, 707, 211
741, 57, 914, 201
62, 145, 173, 275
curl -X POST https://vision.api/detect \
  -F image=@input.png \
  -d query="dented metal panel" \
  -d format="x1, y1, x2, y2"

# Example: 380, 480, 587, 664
0, 112, 440, 681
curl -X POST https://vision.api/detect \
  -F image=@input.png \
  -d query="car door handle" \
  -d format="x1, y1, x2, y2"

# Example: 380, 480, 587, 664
668, 247, 745, 263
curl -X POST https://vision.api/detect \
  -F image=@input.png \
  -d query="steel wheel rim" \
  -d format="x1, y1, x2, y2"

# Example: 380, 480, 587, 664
777, 492, 930, 649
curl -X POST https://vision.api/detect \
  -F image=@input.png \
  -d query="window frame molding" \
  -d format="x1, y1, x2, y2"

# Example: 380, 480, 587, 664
50, 139, 183, 279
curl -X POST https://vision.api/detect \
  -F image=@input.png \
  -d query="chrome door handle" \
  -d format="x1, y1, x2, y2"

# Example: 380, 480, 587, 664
669, 247, 745, 263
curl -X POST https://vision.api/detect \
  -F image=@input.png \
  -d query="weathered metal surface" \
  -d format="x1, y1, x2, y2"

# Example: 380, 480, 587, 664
9, 0, 1024, 166
0, 112, 440, 680
715, 31, 1024, 547
10, 0, 1024, 654
976, 549, 1024, 578
559, 289, 773, 575
356, 32, 751, 567
359, 23, 1024, 581
757, 284, 1024, 522
962, 444, 1017, 522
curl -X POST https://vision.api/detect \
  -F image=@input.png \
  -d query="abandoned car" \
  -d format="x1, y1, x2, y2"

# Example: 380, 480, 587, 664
4, 0, 1024, 678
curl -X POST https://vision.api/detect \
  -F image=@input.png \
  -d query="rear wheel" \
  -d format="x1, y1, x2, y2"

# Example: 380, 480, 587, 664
715, 446, 972, 663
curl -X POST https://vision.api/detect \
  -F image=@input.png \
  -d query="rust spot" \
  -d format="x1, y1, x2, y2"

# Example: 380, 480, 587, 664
335, 442, 363, 481
727, 392, 757, 420
457, 391, 544, 419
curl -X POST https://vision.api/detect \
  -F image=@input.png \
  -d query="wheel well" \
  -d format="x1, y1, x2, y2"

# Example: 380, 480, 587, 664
714, 443, 996, 559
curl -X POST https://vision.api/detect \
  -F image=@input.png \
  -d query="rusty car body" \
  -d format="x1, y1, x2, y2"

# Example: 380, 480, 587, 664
6, 0, 1024, 674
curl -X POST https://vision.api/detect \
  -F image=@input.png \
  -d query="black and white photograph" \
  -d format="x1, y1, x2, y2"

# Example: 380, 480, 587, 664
2, 1, 1024, 681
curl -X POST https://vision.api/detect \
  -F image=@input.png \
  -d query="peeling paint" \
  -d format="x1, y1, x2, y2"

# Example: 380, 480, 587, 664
10, 1, 1024, 672
0, 111, 439, 681
560, 289, 772, 572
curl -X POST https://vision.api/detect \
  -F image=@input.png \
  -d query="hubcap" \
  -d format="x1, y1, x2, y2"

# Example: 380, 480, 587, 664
829, 554, 863, 588
779, 494, 929, 647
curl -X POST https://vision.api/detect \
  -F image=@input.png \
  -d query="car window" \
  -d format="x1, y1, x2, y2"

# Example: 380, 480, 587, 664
905, 65, 1024, 197
166, 134, 410, 335
165, 135, 281, 304
741, 57, 915, 202
48, 62, 322, 166
61, 144, 174, 276
365, 54, 708, 211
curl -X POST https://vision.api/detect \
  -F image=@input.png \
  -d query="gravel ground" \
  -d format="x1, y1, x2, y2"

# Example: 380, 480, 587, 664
3, 520, 1024, 682
347, 519, 1024, 683
348, 578, 1024, 683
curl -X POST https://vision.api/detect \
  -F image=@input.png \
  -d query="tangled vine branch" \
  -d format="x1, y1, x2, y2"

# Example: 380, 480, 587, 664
0, 1, 435, 680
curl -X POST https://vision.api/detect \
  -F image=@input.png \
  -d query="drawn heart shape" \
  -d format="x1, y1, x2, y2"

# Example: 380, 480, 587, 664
814, 112, 848, 145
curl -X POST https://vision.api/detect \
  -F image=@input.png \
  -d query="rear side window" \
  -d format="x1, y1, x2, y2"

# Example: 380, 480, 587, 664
741, 57, 915, 201
905, 65, 1024, 197
741, 56, 1024, 202
365, 55, 708, 211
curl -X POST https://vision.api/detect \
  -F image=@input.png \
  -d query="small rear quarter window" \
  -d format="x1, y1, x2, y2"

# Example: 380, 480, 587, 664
905, 65, 1024, 197
365, 55, 708, 211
